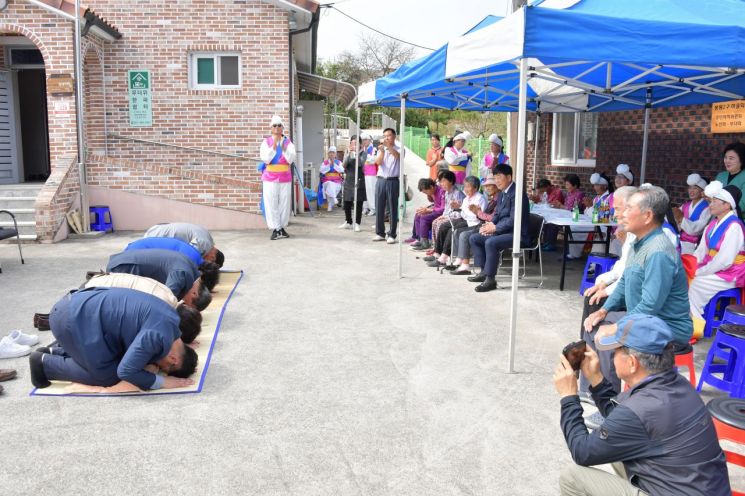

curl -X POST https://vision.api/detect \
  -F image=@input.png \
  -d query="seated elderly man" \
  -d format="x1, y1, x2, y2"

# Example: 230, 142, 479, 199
553, 314, 730, 496
689, 182, 745, 336
467, 164, 529, 292
584, 186, 692, 392
29, 287, 198, 391
106, 249, 212, 311
144, 222, 224, 267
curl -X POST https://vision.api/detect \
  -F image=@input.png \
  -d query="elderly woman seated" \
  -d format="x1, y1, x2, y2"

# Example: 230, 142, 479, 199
449, 177, 501, 275
421, 170, 465, 262
408, 176, 446, 251
428, 176, 487, 268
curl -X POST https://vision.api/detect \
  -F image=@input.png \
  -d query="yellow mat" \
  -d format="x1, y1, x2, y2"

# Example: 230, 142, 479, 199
30, 270, 243, 397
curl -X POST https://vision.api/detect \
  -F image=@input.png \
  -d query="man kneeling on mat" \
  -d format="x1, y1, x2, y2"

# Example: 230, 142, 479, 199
30, 287, 198, 392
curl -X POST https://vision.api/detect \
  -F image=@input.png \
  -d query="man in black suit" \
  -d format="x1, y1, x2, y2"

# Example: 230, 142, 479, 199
467, 164, 529, 292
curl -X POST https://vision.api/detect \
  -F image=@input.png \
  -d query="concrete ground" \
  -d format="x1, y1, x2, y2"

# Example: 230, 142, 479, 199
0, 154, 735, 495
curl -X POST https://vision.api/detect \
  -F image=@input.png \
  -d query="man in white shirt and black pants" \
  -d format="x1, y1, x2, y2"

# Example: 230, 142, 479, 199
373, 128, 401, 245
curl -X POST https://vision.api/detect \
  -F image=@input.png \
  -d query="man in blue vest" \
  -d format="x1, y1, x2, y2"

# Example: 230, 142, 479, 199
553, 314, 729, 496
144, 222, 224, 266
29, 288, 198, 391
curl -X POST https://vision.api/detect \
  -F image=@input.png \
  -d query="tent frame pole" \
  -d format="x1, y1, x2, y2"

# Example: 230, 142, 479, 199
507, 57, 528, 374
640, 88, 652, 184
531, 111, 540, 191
353, 106, 361, 231
399, 96, 406, 279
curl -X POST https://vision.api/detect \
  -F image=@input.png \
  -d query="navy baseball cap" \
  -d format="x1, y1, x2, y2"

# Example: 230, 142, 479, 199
596, 314, 674, 355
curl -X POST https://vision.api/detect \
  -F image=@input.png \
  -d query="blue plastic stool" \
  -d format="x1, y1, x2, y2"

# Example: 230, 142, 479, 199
697, 323, 745, 398
703, 288, 742, 338
578, 253, 618, 296
89, 205, 113, 233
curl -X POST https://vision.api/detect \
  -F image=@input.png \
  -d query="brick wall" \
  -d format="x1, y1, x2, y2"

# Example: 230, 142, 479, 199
34, 154, 80, 241
525, 106, 745, 205
86, 0, 292, 215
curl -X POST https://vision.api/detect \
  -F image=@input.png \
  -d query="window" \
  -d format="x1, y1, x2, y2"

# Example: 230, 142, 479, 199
8, 48, 44, 67
551, 112, 598, 167
189, 53, 240, 89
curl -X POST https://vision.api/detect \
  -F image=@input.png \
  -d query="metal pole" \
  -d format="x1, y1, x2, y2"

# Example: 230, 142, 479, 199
353, 106, 360, 229
295, 105, 305, 213
74, 0, 89, 232
507, 58, 529, 374
639, 89, 652, 184
531, 112, 540, 191
333, 96, 338, 149
398, 96, 406, 279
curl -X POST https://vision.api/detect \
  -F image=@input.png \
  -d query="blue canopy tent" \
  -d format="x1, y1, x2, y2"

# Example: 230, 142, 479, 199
358, 0, 745, 372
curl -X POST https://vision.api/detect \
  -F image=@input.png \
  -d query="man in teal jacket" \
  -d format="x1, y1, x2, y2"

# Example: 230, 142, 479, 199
584, 186, 691, 392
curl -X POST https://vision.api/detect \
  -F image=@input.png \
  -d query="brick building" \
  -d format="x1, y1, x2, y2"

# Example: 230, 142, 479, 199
0, 0, 322, 241
522, 105, 745, 206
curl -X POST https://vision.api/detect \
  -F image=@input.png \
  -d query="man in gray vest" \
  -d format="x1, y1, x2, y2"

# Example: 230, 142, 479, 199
553, 314, 730, 496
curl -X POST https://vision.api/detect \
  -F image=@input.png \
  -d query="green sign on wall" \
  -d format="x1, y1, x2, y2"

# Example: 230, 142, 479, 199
128, 70, 152, 127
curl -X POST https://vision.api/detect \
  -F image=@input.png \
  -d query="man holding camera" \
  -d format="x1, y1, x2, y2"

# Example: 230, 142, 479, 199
554, 314, 729, 496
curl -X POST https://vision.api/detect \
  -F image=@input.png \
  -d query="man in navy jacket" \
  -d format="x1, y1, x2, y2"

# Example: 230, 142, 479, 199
553, 314, 729, 496
30, 287, 197, 391
126, 237, 204, 267
467, 164, 530, 292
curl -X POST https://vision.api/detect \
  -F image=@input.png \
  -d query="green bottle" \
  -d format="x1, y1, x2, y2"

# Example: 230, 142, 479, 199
572, 204, 580, 222
592, 205, 599, 223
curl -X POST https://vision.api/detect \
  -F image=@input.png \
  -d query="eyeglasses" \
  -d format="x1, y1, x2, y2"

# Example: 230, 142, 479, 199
272, 124, 283, 128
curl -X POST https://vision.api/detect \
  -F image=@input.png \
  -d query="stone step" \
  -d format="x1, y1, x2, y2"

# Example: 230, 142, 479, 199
0, 185, 42, 197
0, 209, 35, 223
0, 197, 37, 209
0, 219, 36, 236
0, 233, 37, 243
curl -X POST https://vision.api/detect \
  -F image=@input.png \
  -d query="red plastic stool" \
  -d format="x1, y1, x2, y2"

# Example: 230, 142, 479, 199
707, 397, 745, 496
674, 343, 696, 386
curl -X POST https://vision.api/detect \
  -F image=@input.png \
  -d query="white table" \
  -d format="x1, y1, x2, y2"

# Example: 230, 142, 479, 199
532, 205, 618, 291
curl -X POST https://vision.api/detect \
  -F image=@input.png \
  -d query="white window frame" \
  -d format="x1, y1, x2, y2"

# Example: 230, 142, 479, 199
550, 112, 597, 168
189, 52, 241, 90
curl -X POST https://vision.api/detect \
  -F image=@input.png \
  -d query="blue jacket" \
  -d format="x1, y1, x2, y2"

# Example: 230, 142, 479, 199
602, 228, 692, 343
560, 369, 730, 496
106, 249, 200, 300
125, 237, 204, 267
490, 182, 530, 243
51, 288, 181, 390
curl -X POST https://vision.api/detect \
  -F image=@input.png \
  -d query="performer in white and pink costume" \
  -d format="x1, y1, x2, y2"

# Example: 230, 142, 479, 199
259, 115, 296, 240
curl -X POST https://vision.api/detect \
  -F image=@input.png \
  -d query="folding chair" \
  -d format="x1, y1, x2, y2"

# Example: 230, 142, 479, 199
0, 210, 25, 273
496, 213, 545, 288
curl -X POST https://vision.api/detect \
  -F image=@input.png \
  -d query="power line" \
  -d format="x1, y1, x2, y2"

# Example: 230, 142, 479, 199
321, 4, 436, 51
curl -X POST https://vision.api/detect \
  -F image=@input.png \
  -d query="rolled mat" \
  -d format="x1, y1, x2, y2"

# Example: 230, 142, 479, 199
30, 270, 243, 397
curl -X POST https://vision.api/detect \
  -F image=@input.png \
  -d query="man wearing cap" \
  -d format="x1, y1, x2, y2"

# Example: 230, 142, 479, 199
584, 186, 691, 392
479, 134, 509, 181
361, 133, 377, 216
554, 314, 730, 496
673, 173, 711, 254
689, 182, 745, 335
467, 164, 529, 292
444, 132, 473, 188
614, 163, 634, 189
373, 128, 401, 244
259, 115, 296, 240
320, 146, 344, 212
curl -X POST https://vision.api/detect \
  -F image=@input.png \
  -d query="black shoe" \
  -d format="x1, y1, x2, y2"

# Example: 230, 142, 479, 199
442, 264, 458, 272
279, 228, 290, 239
29, 352, 51, 389
475, 278, 497, 292
270, 230, 279, 240
450, 268, 472, 275
427, 260, 443, 267
468, 273, 486, 283
36, 317, 50, 331
422, 256, 437, 262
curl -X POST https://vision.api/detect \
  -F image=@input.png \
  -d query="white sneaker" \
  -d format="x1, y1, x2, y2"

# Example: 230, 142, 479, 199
8, 330, 39, 346
327, 205, 333, 212
0, 336, 31, 359
386, 236, 396, 244
338, 222, 352, 229
372, 235, 385, 242
353, 224, 361, 232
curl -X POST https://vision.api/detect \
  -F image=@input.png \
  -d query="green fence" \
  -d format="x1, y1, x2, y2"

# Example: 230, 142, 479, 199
403, 127, 498, 179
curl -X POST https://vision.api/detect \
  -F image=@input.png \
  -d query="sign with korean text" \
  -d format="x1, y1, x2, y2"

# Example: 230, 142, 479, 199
47, 74, 74, 96
712, 100, 745, 134
128, 70, 152, 127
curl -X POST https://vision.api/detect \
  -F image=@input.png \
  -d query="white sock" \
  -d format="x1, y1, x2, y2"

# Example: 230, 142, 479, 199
453, 258, 462, 266
459, 263, 470, 270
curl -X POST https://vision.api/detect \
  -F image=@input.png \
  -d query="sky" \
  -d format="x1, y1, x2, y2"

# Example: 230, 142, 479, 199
316, 0, 512, 63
